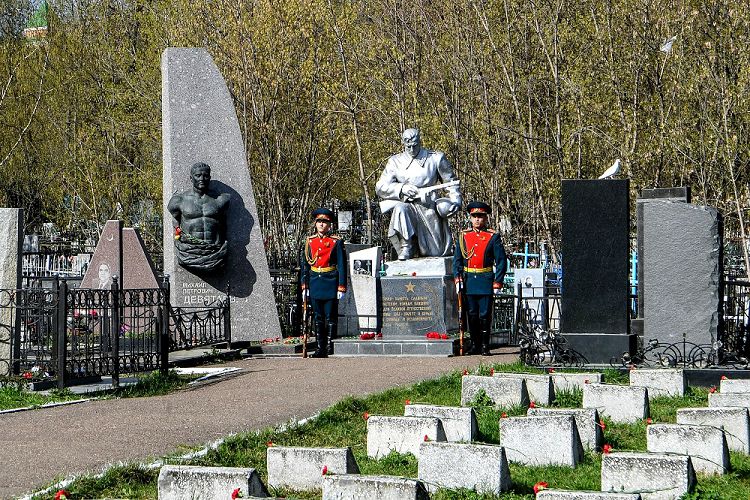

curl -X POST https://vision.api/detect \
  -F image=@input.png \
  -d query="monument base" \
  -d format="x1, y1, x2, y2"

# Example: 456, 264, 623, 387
559, 333, 636, 364
380, 274, 458, 337
332, 337, 458, 356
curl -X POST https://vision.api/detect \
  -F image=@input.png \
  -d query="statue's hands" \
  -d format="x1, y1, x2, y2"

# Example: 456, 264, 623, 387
401, 184, 419, 200
445, 202, 460, 217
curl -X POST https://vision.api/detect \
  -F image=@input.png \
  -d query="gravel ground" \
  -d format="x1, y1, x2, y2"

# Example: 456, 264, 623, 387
1, 351, 517, 498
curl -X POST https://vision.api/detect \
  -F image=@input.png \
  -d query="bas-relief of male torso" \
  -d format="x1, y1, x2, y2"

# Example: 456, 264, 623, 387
170, 191, 229, 244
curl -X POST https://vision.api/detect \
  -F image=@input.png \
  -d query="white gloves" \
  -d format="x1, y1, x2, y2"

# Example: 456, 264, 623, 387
302, 288, 309, 299
337, 291, 346, 300
493, 288, 502, 295
455, 282, 462, 294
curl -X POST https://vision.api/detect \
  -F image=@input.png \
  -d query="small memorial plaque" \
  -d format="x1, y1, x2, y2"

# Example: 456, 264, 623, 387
380, 276, 457, 337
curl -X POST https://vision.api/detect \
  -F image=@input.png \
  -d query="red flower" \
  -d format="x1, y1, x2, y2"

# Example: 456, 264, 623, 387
89, 309, 98, 317
359, 332, 376, 340
363, 412, 369, 420
533, 481, 548, 494
603, 443, 613, 454
405, 399, 411, 405
266, 441, 274, 447
424, 434, 429, 442
490, 368, 495, 375
529, 401, 536, 408
231, 487, 243, 499
645, 418, 653, 424
22, 371, 33, 380
440, 333, 449, 340
584, 379, 590, 384
376, 333, 383, 339
411, 272, 417, 277
322, 465, 328, 475
721, 375, 728, 380
548, 368, 555, 373
54, 491, 70, 500
501, 412, 508, 418
709, 386, 717, 394
462, 369, 468, 376
597, 419, 606, 430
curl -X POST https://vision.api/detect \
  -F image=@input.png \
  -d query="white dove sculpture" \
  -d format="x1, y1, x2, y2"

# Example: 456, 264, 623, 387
598, 158, 621, 179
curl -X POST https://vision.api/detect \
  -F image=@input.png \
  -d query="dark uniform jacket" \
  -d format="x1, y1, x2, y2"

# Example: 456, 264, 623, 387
453, 228, 507, 295
300, 233, 348, 300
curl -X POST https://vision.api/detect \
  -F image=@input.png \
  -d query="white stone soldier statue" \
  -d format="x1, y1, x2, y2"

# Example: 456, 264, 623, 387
376, 128, 462, 260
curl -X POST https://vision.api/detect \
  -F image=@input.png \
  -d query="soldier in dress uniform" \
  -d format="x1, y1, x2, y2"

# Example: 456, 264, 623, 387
452, 202, 508, 355
300, 208, 348, 358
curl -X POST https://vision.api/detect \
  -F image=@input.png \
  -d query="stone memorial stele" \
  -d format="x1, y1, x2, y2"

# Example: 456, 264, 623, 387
560, 179, 633, 363
0, 208, 22, 376
80, 220, 160, 290
641, 200, 721, 347
162, 48, 280, 342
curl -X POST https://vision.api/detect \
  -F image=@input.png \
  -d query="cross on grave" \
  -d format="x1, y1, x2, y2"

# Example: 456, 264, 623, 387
512, 242, 540, 269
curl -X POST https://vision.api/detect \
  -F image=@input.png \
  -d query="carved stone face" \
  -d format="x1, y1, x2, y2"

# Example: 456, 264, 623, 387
191, 165, 211, 193
401, 129, 422, 158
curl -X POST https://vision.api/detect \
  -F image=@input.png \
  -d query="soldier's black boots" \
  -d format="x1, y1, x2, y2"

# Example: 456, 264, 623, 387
480, 318, 492, 356
468, 315, 481, 355
311, 321, 328, 358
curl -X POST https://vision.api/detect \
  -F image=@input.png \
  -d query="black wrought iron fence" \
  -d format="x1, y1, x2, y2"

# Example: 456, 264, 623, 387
721, 277, 750, 359
168, 301, 230, 351
270, 268, 302, 337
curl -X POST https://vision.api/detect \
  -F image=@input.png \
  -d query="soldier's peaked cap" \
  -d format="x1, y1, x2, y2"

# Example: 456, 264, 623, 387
311, 207, 334, 222
467, 201, 491, 215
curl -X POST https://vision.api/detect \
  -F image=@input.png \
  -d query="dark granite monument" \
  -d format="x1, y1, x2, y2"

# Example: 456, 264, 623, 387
162, 48, 280, 342
560, 179, 633, 363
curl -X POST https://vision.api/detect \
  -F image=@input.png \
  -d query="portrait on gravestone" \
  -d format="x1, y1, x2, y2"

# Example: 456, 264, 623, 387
376, 128, 462, 260
97, 263, 113, 290
353, 259, 372, 275
168, 162, 230, 272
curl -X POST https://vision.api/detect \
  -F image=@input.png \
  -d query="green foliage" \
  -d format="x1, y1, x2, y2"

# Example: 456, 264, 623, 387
32, 464, 158, 499
0, 385, 78, 410
107, 370, 196, 399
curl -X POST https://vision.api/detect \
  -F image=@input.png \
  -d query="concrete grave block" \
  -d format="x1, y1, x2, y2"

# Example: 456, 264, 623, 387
551, 372, 603, 393
677, 407, 750, 453
499, 415, 583, 466
647, 423, 729, 474
538, 491, 641, 500
322, 474, 429, 500
404, 404, 477, 442
267, 446, 359, 491
493, 372, 555, 405
367, 416, 446, 459
528, 407, 603, 451
461, 375, 530, 408
583, 384, 649, 423
158, 465, 267, 500
719, 378, 750, 394
418, 441, 510, 494
629, 369, 685, 399
601, 452, 696, 500
709, 392, 750, 408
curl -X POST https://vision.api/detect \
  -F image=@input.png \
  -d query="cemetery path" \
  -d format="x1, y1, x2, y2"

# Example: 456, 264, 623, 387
0, 351, 517, 498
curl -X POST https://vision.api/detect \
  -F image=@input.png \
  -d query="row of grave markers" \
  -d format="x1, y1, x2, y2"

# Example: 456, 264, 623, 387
156, 369, 750, 499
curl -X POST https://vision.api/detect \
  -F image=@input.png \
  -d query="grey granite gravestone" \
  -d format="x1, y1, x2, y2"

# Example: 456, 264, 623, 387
0, 209, 22, 376
380, 275, 457, 337
80, 220, 160, 290
642, 201, 721, 346
633, 187, 690, 336
560, 180, 633, 363
162, 48, 280, 342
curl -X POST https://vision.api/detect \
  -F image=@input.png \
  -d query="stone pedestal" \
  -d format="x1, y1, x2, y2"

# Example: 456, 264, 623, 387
380, 275, 457, 337
560, 179, 633, 363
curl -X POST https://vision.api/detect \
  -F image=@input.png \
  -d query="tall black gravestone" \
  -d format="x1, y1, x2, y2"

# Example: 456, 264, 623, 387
561, 179, 633, 363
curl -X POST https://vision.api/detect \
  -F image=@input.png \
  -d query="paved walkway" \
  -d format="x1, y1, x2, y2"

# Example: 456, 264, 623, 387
0, 352, 517, 498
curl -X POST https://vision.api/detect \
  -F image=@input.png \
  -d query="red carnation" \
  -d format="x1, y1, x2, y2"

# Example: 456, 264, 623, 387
529, 401, 536, 408
405, 399, 411, 405
322, 465, 328, 475
462, 369, 468, 376
533, 481, 548, 494
266, 441, 274, 447
721, 375, 728, 380
22, 371, 33, 380
363, 412, 369, 420
231, 487, 243, 499
411, 272, 417, 277
490, 368, 495, 375
548, 368, 555, 373
597, 419, 606, 430
423, 434, 429, 442
501, 412, 508, 418
645, 418, 653, 424
440, 333, 448, 340
603, 443, 613, 454
709, 386, 717, 394
54, 491, 70, 500
584, 379, 590, 384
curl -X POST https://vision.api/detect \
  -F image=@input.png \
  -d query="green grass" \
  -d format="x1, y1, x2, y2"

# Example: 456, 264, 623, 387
0, 370, 196, 412
31, 363, 750, 499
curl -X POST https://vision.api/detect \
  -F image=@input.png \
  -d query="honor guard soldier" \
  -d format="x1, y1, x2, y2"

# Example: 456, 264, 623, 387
453, 202, 508, 355
300, 208, 348, 358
